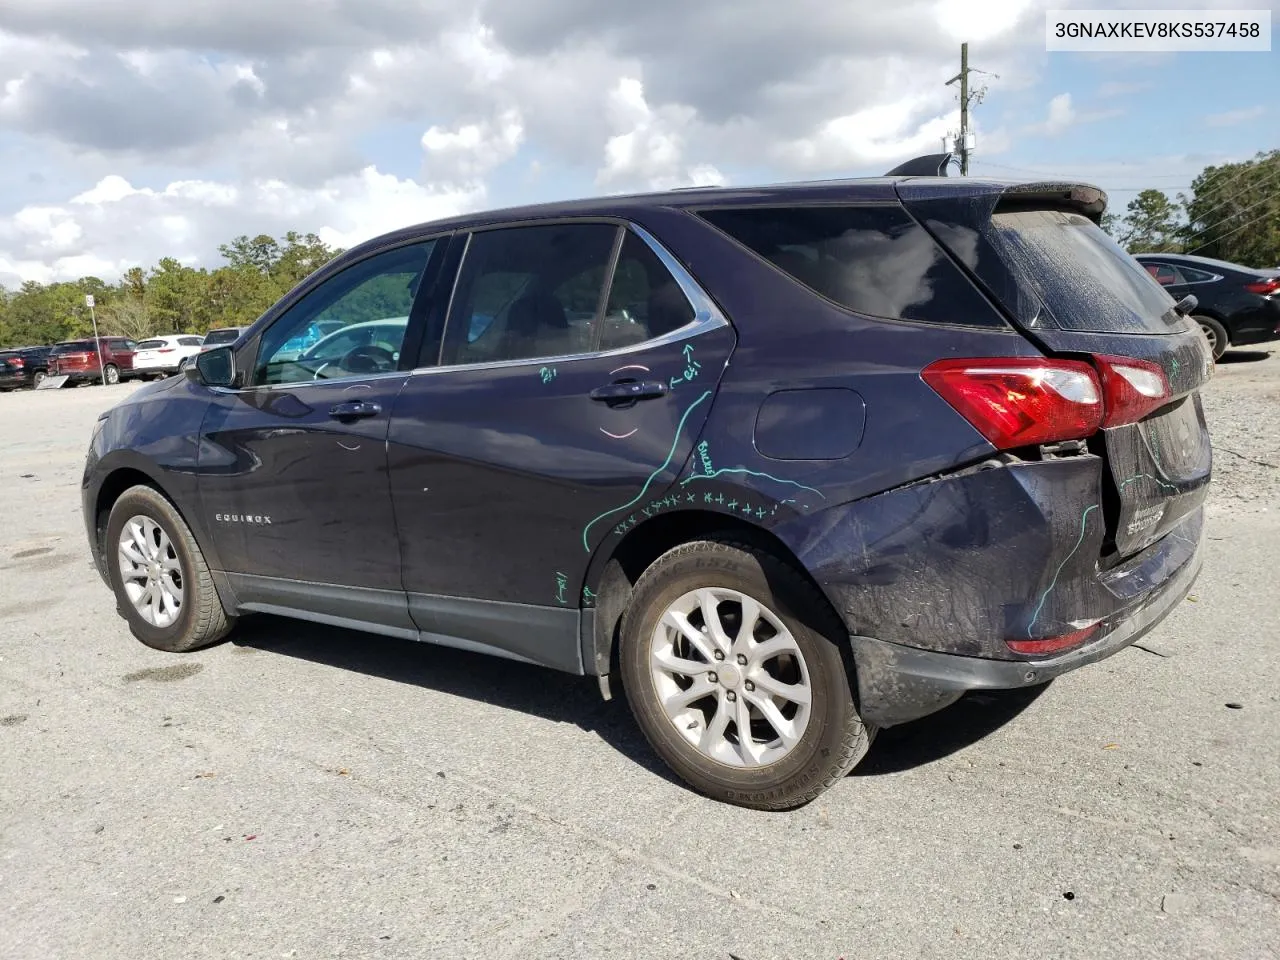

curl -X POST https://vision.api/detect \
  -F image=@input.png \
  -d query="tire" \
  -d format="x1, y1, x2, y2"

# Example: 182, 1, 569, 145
105, 484, 234, 652
618, 538, 873, 810
103, 364, 120, 385
1194, 315, 1229, 360
32, 371, 46, 388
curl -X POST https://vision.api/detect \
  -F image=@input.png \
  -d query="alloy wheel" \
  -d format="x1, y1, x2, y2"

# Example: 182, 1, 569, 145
1199, 321, 1220, 356
117, 515, 185, 628
650, 587, 812, 767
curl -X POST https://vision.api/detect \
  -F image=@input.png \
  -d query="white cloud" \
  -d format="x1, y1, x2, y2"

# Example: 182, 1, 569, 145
1205, 106, 1265, 128
0, 168, 482, 286
422, 109, 524, 182
595, 79, 724, 191
1024, 92, 1123, 138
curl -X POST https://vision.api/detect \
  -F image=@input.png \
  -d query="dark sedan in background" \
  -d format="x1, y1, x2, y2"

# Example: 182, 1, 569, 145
1135, 253, 1280, 359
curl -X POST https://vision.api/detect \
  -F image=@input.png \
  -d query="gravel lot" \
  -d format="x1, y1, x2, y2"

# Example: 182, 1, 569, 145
2, 352, 1278, 960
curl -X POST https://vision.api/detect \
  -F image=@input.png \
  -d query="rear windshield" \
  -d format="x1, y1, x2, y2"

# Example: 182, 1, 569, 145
203, 329, 241, 345
52, 341, 97, 354
990, 210, 1182, 334
136, 339, 166, 349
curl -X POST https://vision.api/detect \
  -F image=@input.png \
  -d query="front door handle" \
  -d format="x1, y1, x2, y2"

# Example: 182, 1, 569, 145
589, 380, 669, 404
328, 400, 382, 420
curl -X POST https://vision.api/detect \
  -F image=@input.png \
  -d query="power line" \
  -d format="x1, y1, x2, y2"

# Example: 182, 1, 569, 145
1186, 204, 1280, 255
1183, 166, 1280, 229
1182, 192, 1280, 250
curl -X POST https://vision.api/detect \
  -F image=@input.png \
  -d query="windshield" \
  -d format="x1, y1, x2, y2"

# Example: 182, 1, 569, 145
203, 329, 241, 345
991, 210, 1183, 334
136, 339, 166, 350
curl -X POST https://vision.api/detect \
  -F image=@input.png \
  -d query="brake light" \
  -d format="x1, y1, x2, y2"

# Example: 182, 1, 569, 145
9, 358, 23, 368
921, 358, 1103, 450
1245, 278, 1279, 296
1091, 355, 1171, 427
1007, 623, 1100, 656
157, 348, 175, 353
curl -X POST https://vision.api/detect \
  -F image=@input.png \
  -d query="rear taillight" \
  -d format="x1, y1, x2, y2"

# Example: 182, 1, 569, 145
921, 358, 1104, 450
10, 358, 24, 369
1006, 623, 1100, 656
1091, 354, 1172, 427
1244, 278, 1280, 296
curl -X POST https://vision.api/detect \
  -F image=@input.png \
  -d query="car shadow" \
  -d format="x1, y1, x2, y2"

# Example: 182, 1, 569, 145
229, 614, 683, 786
852, 684, 1051, 775
232, 615, 1050, 785
1218, 349, 1274, 364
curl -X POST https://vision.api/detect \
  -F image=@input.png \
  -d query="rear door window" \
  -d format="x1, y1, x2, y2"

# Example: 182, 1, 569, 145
991, 210, 1182, 334
696, 204, 1005, 327
443, 223, 619, 365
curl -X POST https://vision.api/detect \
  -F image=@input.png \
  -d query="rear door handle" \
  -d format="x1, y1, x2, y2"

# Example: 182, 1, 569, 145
328, 400, 382, 420
589, 380, 669, 404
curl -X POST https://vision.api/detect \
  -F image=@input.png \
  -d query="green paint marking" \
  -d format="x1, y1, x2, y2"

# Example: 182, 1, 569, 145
554, 571, 569, 605
1028, 504, 1098, 632
1118, 472, 1180, 495
580, 390, 713, 551
680, 468, 826, 499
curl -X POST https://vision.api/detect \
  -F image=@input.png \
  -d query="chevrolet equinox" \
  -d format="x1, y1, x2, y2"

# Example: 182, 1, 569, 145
83, 157, 1212, 809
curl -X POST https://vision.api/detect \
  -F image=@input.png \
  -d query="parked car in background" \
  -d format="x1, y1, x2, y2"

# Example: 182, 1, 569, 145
46, 338, 138, 384
0, 345, 53, 389
132, 335, 206, 378
200, 327, 245, 350
1134, 253, 1280, 359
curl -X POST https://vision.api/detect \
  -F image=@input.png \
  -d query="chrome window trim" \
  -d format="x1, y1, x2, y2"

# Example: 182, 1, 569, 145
411, 222, 728, 377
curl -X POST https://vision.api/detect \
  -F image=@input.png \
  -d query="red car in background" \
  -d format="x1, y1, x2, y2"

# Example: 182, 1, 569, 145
46, 338, 140, 385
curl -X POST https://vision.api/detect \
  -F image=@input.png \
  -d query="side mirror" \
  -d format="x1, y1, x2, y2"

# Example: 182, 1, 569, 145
188, 346, 237, 388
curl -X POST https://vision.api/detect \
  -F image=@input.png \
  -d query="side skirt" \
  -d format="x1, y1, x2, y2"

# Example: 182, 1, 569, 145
225, 573, 585, 675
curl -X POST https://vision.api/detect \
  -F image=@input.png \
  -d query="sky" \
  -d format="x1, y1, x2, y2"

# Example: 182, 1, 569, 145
0, 0, 1276, 287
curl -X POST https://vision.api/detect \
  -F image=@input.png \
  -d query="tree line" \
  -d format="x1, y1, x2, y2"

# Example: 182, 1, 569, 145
1101, 150, 1279, 265
2, 149, 1277, 349
0, 232, 344, 348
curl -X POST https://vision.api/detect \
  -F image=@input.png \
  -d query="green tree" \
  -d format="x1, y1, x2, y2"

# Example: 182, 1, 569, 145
1120, 189, 1183, 254
1180, 150, 1280, 267
218, 234, 282, 275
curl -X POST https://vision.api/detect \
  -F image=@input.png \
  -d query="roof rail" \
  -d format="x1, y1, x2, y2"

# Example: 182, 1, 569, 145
884, 153, 955, 177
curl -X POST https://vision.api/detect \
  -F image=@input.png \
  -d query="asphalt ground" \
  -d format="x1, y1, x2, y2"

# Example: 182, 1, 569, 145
2, 351, 1278, 960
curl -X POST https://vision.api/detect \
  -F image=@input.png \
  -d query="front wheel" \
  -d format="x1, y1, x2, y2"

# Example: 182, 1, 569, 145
1194, 315, 1229, 360
32, 371, 46, 388
619, 538, 873, 810
103, 363, 120, 385
105, 485, 235, 652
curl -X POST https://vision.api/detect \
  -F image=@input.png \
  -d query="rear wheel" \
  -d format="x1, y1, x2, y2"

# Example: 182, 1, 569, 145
619, 538, 873, 810
1194, 315, 1228, 360
105, 485, 234, 652
103, 364, 120, 385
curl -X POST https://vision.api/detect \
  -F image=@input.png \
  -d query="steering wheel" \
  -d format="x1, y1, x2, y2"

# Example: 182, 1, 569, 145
341, 344, 397, 374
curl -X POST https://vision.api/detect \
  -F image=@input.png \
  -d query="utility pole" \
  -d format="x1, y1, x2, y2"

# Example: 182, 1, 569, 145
945, 42, 996, 176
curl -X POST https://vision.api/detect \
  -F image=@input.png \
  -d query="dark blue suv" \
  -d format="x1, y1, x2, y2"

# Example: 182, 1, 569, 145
83, 160, 1213, 809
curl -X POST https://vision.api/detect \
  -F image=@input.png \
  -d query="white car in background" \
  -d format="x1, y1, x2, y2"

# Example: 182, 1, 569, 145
131, 335, 207, 377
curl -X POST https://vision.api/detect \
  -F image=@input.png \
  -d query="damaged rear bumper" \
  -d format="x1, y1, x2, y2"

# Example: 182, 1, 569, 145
849, 528, 1203, 727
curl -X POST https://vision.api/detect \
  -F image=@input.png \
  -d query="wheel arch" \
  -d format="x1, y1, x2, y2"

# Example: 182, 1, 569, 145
91, 459, 233, 610
580, 508, 847, 683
